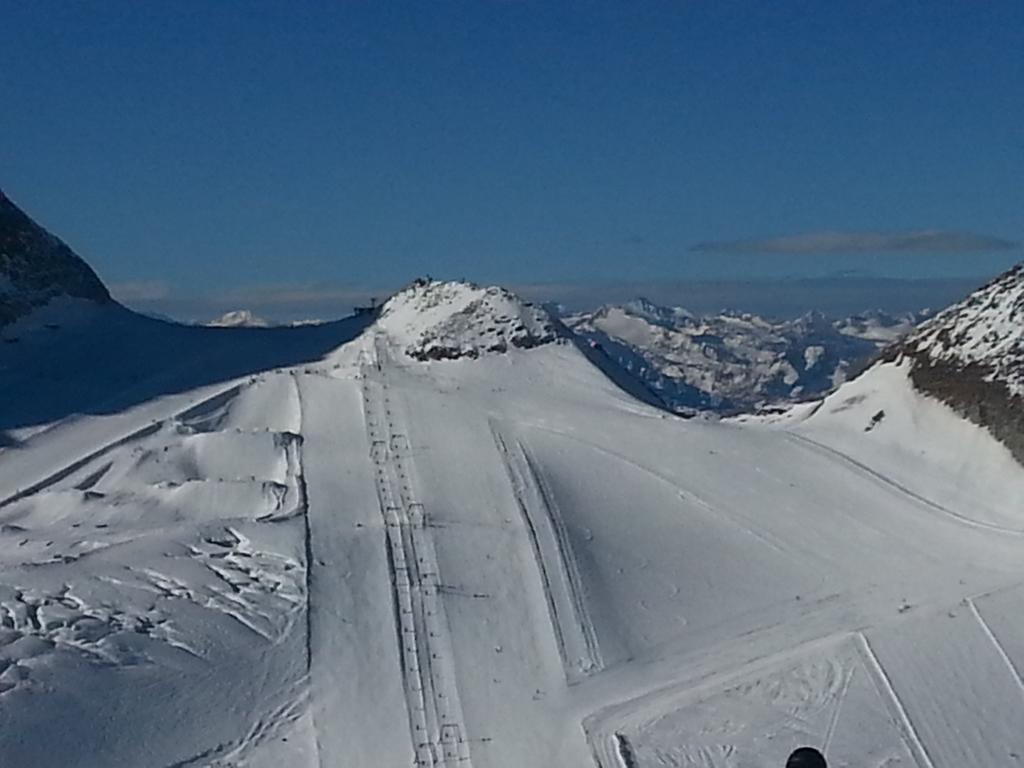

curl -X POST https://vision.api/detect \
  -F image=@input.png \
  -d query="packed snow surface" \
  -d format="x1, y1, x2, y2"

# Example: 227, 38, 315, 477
2, 281, 1024, 767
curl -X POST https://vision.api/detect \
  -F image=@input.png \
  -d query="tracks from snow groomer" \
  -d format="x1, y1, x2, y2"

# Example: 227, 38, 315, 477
360, 333, 472, 767
491, 423, 603, 684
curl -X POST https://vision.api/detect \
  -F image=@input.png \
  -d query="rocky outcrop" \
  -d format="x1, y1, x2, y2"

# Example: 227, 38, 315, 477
882, 264, 1024, 463
377, 279, 562, 361
0, 188, 111, 326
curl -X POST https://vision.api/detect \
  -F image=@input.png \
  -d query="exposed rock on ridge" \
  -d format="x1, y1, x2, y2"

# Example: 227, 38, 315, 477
883, 263, 1024, 463
0, 188, 111, 325
377, 279, 562, 361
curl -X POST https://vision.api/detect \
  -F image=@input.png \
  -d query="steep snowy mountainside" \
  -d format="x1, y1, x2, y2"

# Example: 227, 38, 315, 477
564, 300, 920, 414
882, 262, 1024, 463
377, 278, 562, 360
0, 188, 111, 326
903, 263, 1024, 383
836, 308, 931, 343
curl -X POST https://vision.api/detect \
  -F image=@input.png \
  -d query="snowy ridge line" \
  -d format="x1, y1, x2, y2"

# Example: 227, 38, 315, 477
490, 421, 603, 683
0, 382, 247, 510
856, 633, 936, 768
160, 684, 310, 768
362, 334, 473, 767
784, 431, 1024, 536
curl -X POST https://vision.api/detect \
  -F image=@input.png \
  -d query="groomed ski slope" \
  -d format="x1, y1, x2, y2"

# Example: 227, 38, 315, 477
3, 294, 1024, 767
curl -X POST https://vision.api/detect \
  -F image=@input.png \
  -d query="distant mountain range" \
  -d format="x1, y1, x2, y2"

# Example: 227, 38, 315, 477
3, 186, 1024, 767
563, 299, 932, 415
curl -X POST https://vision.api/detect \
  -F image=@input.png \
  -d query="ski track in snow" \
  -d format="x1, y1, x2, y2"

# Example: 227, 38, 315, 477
490, 422, 603, 684
0, 371, 315, 766
856, 633, 936, 768
967, 599, 1024, 700
784, 431, 1024, 536
362, 333, 473, 767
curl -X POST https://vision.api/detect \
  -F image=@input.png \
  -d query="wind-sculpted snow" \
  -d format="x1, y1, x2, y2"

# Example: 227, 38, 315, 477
0, 375, 313, 766
4, 267, 1024, 767
378, 279, 561, 361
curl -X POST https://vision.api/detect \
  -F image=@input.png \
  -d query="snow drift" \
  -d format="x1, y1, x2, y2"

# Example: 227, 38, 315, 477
3, 193, 1024, 767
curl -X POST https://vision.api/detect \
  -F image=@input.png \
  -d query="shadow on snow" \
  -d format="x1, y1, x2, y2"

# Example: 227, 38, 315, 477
0, 304, 376, 436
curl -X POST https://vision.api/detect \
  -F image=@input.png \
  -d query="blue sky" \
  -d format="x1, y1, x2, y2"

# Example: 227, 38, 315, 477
1, 1, 1021, 318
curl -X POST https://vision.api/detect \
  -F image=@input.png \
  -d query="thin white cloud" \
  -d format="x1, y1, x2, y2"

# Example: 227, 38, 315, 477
691, 230, 1019, 254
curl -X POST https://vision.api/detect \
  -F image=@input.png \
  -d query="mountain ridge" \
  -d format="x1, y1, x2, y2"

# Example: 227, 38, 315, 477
0, 188, 112, 326
880, 262, 1024, 463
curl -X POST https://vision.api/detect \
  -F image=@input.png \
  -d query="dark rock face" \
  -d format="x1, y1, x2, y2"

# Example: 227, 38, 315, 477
908, 357, 1024, 464
0, 188, 111, 326
383, 281, 562, 362
882, 264, 1024, 464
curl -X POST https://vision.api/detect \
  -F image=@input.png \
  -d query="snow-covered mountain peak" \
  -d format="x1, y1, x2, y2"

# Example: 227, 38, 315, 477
618, 297, 696, 327
901, 263, 1024, 395
207, 309, 271, 328
0, 188, 111, 326
376, 278, 561, 360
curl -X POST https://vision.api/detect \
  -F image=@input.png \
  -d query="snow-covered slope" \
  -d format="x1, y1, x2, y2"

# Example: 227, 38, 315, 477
378, 278, 561, 360
565, 300, 927, 415
3, 198, 1024, 768
4, 267, 1024, 768
745, 262, 1024, 529
0, 189, 111, 326
901, 263, 1024, 391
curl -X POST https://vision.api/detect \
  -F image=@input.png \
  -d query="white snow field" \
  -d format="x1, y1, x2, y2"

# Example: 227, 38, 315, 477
2, 280, 1024, 768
